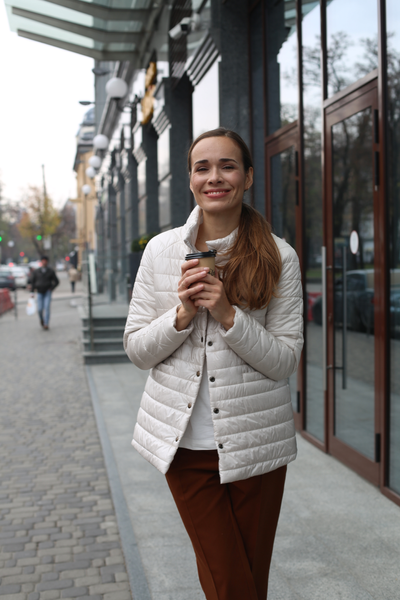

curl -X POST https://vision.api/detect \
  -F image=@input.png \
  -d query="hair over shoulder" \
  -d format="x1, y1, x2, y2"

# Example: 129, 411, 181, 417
222, 203, 282, 310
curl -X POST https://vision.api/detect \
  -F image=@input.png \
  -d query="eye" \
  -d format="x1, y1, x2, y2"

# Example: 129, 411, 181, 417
223, 164, 234, 169
195, 167, 207, 172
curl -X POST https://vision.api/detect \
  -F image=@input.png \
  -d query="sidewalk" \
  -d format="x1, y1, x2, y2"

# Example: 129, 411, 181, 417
0, 298, 133, 600
88, 362, 400, 600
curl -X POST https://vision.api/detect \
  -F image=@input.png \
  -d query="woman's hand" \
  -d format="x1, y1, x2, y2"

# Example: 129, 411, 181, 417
176, 259, 210, 331
190, 268, 235, 331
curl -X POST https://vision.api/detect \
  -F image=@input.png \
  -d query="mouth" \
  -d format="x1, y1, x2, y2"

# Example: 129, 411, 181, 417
203, 189, 231, 198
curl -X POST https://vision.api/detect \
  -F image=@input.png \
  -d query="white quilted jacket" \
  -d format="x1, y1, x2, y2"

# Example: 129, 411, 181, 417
124, 206, 304, 483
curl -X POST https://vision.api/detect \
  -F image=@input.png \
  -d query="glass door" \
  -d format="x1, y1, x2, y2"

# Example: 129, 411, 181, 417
265, 123, 302, 428
325, 81, 380, 484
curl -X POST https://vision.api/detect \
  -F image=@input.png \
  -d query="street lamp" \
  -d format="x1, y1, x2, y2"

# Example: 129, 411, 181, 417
86, 167, 96, 179
89, 155, 101, 169
106, 77, 128, 99
93, 134, 109, 150
82, 184, 91, 196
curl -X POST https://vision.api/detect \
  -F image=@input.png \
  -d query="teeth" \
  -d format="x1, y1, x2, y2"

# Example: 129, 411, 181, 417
206, 191, 227, 195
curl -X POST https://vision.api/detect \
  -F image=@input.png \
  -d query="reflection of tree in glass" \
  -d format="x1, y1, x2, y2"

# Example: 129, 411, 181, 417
386, 33, 400, 269
332, 109, 373, 269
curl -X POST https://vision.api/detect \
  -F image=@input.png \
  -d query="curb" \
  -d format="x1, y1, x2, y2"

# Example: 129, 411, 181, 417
85, 366, 152, 600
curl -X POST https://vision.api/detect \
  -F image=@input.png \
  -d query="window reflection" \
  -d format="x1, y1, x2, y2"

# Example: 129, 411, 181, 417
159, 176, 171, 231
266, 0, 298, 134
386, 0, 400, 495
302, 0, 324, 442
326, 0, 378, 97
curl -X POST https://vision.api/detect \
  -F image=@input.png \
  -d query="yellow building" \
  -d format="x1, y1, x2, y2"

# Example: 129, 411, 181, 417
72, 108, 97, 267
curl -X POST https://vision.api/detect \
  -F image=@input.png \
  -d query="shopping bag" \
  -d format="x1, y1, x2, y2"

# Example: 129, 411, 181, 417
26, 296, 36, 316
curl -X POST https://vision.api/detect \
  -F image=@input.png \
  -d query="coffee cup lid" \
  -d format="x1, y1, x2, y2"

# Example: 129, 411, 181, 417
185, 250, 217, 260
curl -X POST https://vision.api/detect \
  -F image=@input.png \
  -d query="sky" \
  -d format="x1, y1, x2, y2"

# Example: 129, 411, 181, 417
0, 1, 94, 209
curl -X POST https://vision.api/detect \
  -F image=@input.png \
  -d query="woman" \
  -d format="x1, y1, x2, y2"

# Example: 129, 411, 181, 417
124, 128, 303, 600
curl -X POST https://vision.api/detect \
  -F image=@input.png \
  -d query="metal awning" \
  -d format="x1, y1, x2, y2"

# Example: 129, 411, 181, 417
4, 0, 161, 61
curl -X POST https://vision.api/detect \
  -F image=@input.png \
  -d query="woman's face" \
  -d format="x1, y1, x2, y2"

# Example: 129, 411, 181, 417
189, 136, 253, 217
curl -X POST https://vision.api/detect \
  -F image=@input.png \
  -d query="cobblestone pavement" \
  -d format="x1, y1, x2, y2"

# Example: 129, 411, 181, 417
0, 298, 132, 600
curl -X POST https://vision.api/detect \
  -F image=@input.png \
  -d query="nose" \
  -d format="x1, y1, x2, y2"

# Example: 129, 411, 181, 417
207, 166, 222, 184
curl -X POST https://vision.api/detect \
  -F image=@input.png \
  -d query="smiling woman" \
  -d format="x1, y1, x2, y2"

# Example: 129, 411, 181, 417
123, 128, 304, 600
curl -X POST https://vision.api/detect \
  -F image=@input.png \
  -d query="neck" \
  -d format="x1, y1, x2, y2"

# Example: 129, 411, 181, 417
196, 208, 241, 250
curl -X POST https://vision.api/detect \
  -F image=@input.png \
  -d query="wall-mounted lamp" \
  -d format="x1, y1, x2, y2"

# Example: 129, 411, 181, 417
105, 77, 140, 113
86, 167, 96, 179
82, 184, 91, 196
89, 155, 102, 169
93, 134, 109, 150
79, 100, 95, 106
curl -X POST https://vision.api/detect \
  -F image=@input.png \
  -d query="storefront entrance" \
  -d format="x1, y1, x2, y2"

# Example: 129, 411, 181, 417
324, 78, 382, 485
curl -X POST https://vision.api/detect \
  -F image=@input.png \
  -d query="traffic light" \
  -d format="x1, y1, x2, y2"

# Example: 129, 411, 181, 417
36, 234, 42, 241
0, 236, 2, 242
20, 252, 25, 257
65, 256, 70, 262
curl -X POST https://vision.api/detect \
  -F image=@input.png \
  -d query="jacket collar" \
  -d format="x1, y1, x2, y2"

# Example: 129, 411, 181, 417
182, 205, 238, 266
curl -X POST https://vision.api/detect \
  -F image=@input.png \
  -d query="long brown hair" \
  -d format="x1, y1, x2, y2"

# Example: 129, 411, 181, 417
188, 128, 282, 310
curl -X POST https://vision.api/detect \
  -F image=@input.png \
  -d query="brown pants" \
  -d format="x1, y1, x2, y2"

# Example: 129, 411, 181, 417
165, 448, 287, 600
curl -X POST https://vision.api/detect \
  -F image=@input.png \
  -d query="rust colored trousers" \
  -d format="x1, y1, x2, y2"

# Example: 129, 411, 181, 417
165, 448, 287, 600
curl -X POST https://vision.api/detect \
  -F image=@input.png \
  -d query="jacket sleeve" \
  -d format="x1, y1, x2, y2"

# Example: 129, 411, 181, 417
123, 240, 194, 370
51, 271, 59, 290
219, 245, 304, 381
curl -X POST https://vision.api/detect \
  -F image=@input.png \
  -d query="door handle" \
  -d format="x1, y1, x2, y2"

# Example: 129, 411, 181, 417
322, 246, 327, 392
342, 246, 347, 389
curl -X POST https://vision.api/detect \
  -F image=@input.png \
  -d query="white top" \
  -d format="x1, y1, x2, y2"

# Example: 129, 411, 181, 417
180, 357, 216, 450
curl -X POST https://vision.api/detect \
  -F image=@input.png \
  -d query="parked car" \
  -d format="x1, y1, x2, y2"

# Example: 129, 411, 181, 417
0, 268, 16, 291
312, 269, 400, 338
10, 266, 28, 288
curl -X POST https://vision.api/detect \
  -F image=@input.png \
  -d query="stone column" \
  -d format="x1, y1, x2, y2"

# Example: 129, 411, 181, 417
211, 0, 250, 145
108, 181, 118, 301
142, 123, 159, 234
165, 75, 193, 227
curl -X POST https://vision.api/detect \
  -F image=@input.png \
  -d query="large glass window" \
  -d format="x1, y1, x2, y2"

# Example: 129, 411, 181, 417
266, 0, 298, 134
302, 0, 324, 442
326, 0, 378, 97
386, 0, 400, 496
192, 60, 219, 139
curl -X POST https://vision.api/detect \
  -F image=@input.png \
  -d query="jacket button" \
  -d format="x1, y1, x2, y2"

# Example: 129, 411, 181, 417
196, 371, 201, 377
201, 337, 204, 342
209, 376, 215, 382
213, 408, 219, 414
188, 403, 192, 409
208, 341, 213, 346
175, 437, 179, 442
218, 443, 223, 449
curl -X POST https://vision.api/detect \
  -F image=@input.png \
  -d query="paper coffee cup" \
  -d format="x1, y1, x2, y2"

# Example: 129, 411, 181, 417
185, 250, 217, 277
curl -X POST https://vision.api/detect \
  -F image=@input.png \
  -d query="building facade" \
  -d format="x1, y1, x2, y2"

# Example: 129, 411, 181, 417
4, 0, 400, 506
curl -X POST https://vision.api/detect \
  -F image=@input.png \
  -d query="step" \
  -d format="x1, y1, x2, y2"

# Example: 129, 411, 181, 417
82, 350, 130, 365
81, 316, 127, 328
82, 326, 125, 340
83, 338, 124, 352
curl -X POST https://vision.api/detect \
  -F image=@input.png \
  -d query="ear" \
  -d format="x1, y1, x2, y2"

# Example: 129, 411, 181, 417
244, 167, 254, 191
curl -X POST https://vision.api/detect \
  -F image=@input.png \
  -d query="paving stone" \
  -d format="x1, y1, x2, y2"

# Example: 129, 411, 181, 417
0, 583, 22, 594
0, 299, 132, 600
60, 587, 88, 598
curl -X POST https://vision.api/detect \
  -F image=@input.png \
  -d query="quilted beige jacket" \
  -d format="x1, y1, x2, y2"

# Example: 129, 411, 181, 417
124, 206, 304, 483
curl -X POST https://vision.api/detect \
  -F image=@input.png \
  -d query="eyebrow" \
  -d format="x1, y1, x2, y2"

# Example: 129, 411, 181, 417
193, 158, 239, 166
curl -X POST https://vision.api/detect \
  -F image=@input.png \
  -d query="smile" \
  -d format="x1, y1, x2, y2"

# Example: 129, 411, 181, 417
204, 190, 231, 197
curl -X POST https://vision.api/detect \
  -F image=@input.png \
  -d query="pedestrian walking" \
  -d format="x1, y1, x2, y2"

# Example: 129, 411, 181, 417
30, 255, 59, 330
124, 128, 304, 600
68, 265, 79, 293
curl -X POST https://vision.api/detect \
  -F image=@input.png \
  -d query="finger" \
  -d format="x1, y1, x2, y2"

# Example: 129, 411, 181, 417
181, 259, 199, 275
180, 270, 209, 289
